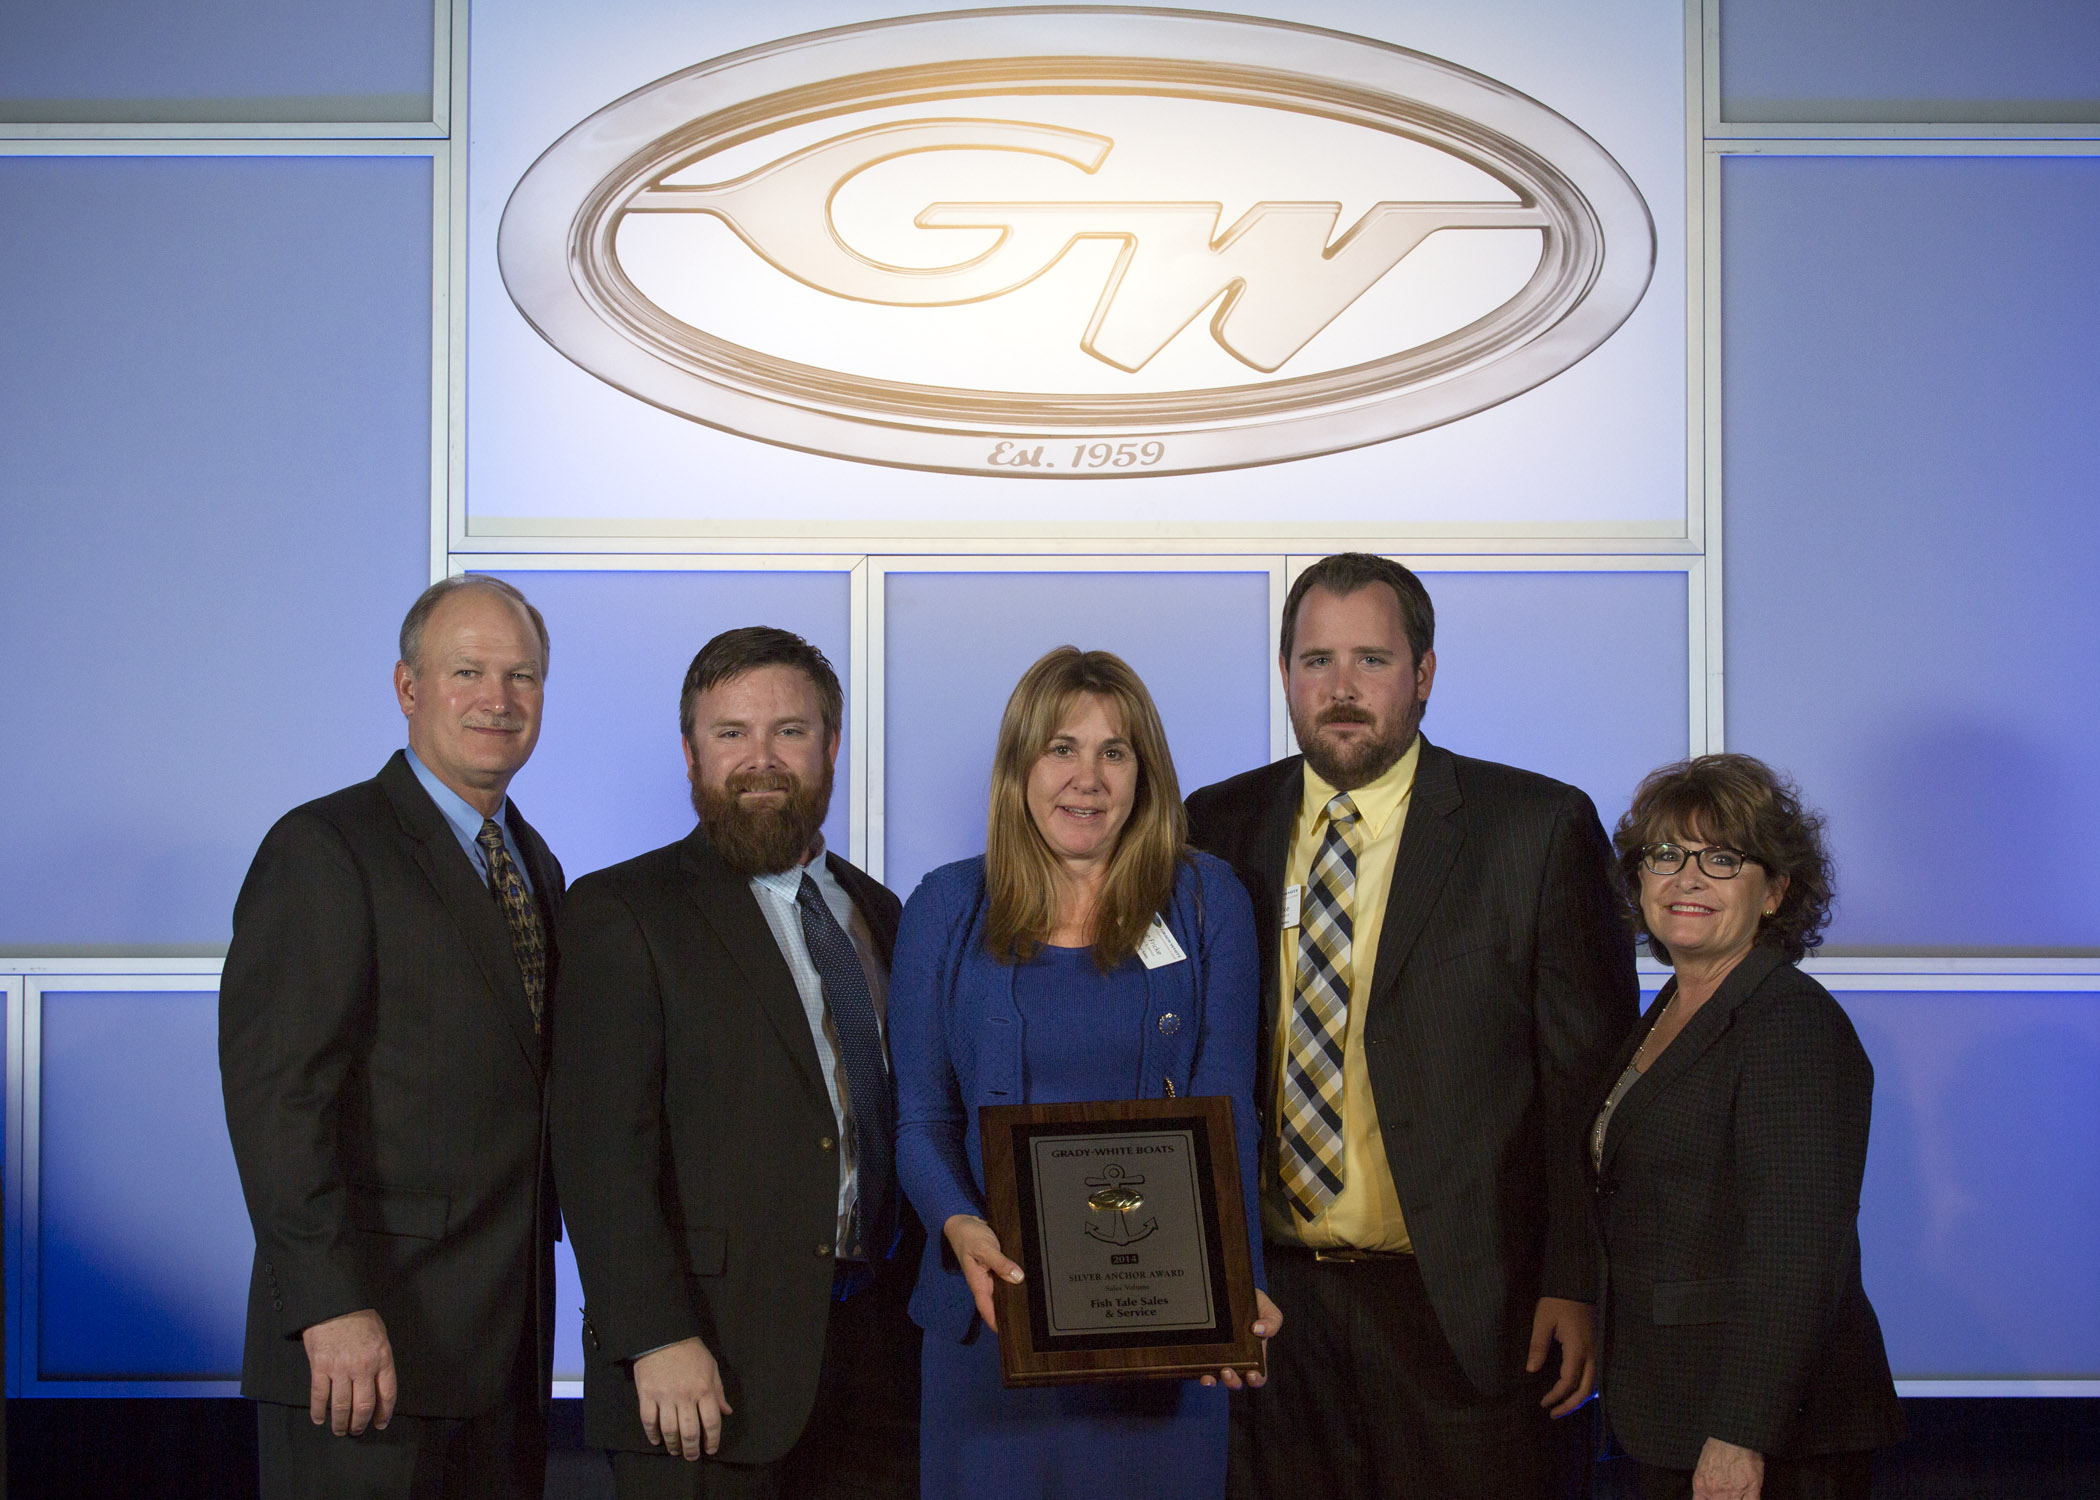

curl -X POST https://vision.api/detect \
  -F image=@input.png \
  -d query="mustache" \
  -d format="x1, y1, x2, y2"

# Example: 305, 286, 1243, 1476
1314, 706, 1376, 728
726, 769, 795, 795
462, 715, 526, 731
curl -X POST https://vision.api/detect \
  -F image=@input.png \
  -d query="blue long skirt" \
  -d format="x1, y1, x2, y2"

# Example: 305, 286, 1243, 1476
919, 1320, 1229, 1500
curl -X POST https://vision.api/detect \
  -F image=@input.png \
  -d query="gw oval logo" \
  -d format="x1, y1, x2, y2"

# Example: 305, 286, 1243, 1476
499, 8, 1656, 478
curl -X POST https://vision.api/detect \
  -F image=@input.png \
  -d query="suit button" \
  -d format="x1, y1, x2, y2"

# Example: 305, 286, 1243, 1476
820, 1136, 836, 1151
817, 1242, 833, 1257
1158, 1012, 1182, 1036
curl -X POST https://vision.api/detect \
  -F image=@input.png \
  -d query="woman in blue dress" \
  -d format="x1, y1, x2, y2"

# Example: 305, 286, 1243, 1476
891, 646, 1280, 1500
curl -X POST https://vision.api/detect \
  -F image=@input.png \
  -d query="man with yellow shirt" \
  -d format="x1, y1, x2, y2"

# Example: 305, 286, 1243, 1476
1186, 553, 1636, 1499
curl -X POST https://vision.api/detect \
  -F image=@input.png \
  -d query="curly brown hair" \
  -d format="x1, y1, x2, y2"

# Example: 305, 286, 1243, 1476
1612, 754, 1834, 965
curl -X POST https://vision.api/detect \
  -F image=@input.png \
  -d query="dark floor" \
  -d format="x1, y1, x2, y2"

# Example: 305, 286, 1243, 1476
7, 1398, 2099, 1498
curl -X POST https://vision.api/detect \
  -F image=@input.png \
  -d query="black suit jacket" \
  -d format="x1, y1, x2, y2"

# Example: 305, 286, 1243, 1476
220, 750, 564, 1418
1588, 946, 1905, 1468
1186, 737, 1638, 1396
550, 826, 920, 1462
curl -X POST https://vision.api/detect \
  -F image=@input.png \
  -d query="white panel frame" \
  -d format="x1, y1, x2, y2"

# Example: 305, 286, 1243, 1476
5, 965, 239, 1399
1282, 552, 1708, 760
0, 0, 452, 141
0, 135, 455, 595
6, 0, 2097, 1402
3, 972, 23, 1396
446, 0, 1703, 559
1701, 0, 2100, 142
864, 554, 1289, 884
450, 551, 870, 861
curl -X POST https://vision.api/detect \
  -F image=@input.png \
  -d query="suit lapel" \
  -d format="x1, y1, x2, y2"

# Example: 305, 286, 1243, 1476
1599, 946, 1786, 1173
1248, 758, 1302, 1008
1365, 738, 1464, 1010
508, 802, 563, 922
826, 852, 899, 967
378, 752, 545, 1077
680, 827, 828, 1100
1246, 758, 1303, 1093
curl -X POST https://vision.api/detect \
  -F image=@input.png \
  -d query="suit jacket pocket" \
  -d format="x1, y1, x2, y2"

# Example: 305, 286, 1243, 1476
345, 1184, 449, 1240
685, 1227, 727, 1277
1651, 1277, 1730, 1326
1404, 934, 1518, 1000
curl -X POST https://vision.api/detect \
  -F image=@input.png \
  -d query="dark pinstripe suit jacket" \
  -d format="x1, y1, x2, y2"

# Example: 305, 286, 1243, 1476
1588, 945, 1905, 1468
1187, 737, 1638, 1396
222, 751, 563, 1419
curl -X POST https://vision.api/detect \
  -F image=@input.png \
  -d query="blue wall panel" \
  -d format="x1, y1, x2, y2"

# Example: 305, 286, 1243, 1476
1720, 0, 2100, 122
0, 156, 433, 950
883, 571, 1271, 900
36, 989, 247, 1380
0, 0, 433, 122
491, 570, 854, 886
1417, 570, 1689, 839
1843, 989, 2100, 1379
1722, 157, 2100, 951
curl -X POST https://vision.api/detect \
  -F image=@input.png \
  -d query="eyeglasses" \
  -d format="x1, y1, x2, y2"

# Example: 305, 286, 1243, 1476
1640, 843, 1762, 880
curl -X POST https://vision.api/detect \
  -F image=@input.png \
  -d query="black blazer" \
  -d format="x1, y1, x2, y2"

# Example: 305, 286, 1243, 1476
1589, 945, 1905, 1468
1187, 737, 1638, 1396
220, 750, 564, 1418
550, 826, 920, 1462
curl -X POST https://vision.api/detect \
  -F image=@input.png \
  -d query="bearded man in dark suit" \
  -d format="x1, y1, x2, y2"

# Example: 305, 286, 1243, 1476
221, 575, 564, 1499
1185, 553, 1638, 1500
552, 626, 919, 1500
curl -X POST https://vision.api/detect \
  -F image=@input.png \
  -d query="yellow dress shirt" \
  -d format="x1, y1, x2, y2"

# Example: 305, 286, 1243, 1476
1263, 735, 1420, 1250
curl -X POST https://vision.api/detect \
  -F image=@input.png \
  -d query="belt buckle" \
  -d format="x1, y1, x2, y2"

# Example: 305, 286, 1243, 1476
1313, 1247, 1371, 1263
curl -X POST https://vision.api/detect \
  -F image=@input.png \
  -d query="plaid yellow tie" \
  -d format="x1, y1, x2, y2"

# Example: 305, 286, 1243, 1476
477, 818, 546, 1032
1280, 794, 1359, 1219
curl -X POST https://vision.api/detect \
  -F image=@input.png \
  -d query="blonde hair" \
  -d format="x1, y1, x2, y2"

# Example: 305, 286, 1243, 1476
985, 648, 1186, 970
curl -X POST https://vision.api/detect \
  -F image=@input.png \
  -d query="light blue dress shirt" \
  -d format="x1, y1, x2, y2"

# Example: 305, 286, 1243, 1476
405, 747, 534, 895
749, 836, 889, 1258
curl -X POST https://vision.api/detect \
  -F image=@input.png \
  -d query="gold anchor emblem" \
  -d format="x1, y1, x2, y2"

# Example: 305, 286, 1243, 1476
1082, 1162, 1159, 1247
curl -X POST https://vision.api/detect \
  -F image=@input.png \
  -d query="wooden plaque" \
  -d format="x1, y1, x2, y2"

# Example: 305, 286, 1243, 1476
978, 1096, 1262, 1387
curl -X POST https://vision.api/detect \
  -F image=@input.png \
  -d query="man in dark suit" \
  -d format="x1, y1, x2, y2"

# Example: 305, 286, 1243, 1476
1186, 553, 1638, 1499
221, 575, 564, 1499
552, 626, 919, 1500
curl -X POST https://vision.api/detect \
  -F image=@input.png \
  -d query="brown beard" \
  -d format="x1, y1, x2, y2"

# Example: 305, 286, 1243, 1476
691, 762, 835, 877
1294, 702, 1421, 791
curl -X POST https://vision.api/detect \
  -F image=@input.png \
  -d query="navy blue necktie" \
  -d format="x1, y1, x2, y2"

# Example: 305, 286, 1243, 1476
796, 871, 895, 1260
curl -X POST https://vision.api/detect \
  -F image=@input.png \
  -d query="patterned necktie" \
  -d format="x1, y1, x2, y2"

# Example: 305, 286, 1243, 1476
477, 818, 546, 1033
1281, 793, 1360, 1220
797, 871, 895, 1260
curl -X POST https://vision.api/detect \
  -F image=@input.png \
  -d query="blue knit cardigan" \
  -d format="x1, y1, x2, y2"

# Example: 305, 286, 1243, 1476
890, 851, 1268, 1343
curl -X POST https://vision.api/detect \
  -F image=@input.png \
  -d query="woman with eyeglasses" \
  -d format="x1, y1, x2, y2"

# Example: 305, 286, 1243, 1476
1588, 755, 1903, 1500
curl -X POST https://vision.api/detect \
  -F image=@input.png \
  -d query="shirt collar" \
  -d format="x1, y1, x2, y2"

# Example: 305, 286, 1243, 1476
1300, 733, 1421, 840
750, 832, 829, 900
405, 746, 507, 843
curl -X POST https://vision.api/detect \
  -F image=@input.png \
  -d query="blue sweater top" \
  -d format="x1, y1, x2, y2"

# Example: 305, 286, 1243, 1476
890, 851, 1267, 1342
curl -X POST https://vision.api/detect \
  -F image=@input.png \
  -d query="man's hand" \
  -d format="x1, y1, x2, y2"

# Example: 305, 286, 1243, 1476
1201, 1288, 1283, 1390
944, 1213, 1023, 1333
1693, 1436, 1764, 1500
633, 1337, 733, 1461
1526, 1296, 1596, 1417
302, 1308, 396, 1435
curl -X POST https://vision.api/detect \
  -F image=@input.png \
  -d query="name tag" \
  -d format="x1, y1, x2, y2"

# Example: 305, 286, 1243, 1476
1282, 884, 1302, 930
1136, 915, 1188, 969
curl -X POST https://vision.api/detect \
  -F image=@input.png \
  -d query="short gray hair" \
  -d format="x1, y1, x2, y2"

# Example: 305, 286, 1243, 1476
398, 576, 550, 677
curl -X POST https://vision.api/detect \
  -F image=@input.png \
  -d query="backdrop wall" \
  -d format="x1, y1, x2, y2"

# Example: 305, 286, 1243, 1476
3, 0, 2095, 1399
